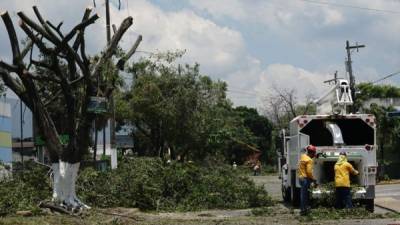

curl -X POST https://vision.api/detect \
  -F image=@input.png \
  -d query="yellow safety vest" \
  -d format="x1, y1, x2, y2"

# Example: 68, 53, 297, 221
334, 161, 358, 187
298, 154, 314, 180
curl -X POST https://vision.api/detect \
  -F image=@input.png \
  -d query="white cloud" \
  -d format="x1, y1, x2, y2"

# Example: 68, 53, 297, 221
2, 0, 400, 109
255, 64, 331, 104
108, 0, 247, 76
189, 0, 346, 30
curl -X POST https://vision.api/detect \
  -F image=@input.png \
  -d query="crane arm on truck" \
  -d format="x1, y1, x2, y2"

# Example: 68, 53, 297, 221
314, 79, 353, 115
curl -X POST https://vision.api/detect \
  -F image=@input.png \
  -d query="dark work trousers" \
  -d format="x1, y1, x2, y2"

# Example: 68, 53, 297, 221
299, 178, 311, 214
335, 187, 353, 209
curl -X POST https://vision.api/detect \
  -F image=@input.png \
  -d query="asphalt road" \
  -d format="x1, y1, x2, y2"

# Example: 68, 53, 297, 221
251, 175, 400, 213
376, 183, 400, 200
375, 183, 400, 212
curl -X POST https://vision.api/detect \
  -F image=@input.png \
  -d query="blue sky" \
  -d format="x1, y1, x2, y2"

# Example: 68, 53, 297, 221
1, 0, 400, 109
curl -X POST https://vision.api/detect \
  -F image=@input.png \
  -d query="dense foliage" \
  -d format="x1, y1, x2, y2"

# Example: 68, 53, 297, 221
116, 53, 274, 164
0, 158, 272, 216
356, 83, 400, 179
0, 162, 51, 216
77, 157, 272, 211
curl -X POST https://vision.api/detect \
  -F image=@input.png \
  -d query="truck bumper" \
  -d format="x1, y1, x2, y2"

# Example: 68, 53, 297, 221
312, 187, 370, 199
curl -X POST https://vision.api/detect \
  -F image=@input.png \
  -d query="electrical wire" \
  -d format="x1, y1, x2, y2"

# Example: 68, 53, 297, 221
371, 70, 400, 84
297, 0, 400, 14
227, 89, 258, 97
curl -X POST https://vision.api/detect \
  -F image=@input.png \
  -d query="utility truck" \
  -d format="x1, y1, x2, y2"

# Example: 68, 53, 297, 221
278, 79, 377, 211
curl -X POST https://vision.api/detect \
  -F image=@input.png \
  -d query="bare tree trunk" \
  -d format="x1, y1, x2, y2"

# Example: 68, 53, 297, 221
0, 6, 139, 211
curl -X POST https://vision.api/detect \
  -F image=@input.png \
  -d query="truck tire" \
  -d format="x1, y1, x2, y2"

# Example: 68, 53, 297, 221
365, 199, 374, 212
282, 184, 291, 202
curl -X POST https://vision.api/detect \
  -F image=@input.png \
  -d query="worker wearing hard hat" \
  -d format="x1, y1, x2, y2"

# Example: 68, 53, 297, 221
334, 151, 359, 209
298, 145, 317, 216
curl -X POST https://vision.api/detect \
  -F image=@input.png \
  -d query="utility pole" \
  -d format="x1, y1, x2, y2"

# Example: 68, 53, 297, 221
20, 99, 24, 170
345, 40, 365, 112
105, 0, 116, 154
323, 71, 339, 85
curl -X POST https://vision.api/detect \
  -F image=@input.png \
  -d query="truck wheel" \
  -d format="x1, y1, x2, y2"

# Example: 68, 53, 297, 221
365, 199, 374, 212
282, 185, 291, 202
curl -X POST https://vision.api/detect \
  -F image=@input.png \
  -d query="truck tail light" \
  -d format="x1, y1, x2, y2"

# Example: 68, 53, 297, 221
366, 116, 375, 127
368, 166, 377, 174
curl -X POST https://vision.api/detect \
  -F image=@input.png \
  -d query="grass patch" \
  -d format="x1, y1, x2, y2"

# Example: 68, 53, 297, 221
251, 207, 276, 217
297, 207, 400, 222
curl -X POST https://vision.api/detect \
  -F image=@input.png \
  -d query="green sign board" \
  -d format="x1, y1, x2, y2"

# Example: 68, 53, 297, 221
87, 97, 108, 114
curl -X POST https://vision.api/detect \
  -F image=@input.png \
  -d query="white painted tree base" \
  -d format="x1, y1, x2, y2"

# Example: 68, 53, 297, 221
51, 162, 90, 210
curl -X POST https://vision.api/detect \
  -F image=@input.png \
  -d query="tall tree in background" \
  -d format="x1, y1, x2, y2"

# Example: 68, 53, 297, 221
0, 6, 139, 209
234, 106, 274, 164
356, 83, 400, 179
263, 88, 315, 131
116, 53, 260, 162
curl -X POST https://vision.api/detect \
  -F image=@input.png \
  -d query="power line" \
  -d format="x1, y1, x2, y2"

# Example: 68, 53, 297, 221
227, 90, 258, 97
371, 70, 400, 84
297, 0, 400, 14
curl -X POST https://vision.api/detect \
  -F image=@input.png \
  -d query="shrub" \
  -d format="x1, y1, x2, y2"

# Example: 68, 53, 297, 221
0, 157, 273, 215
0, 162, 51, 216
77, 157, 273, 211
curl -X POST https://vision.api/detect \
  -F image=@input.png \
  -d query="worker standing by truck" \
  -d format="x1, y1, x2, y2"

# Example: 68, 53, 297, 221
298, 145, 317, 215
334, 151, 359, 209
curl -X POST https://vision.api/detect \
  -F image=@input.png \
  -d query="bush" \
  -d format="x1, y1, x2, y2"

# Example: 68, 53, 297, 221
77, 157, 273, 211
0, 158, 273, 215
0, 162, 51, 216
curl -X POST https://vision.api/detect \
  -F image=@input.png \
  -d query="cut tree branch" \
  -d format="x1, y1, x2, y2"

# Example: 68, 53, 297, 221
72, 7, 92, 51
117, 35, 142, 70
91, 16, 133, 78
19, 21, 52, 54
1, 11, 21, 64
17, 11, 59, 45
21, 40, 34, 60
32, 6, 62, 44
0, 60, 19, 73
46, 20, 64, 38
55, 14, 99, 53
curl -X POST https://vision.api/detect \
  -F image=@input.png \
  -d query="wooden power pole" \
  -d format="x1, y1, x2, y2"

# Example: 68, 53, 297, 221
104, 0, 116, 154
345, 40, 365, 112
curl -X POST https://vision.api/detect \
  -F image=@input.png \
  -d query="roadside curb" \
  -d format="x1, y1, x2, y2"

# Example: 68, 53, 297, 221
377, 180, 400, 185
375, 203, 400, 214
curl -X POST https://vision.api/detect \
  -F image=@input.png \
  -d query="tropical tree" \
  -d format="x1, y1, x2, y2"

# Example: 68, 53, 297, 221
116, 53, 260, 162
356, 83, 400, 178
0, 6, 140, 209
234, 106, 274, 165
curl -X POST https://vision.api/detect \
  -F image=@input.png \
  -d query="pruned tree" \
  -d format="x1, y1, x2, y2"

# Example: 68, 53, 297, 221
0, 6, 141, 210
263, 88, 315, 130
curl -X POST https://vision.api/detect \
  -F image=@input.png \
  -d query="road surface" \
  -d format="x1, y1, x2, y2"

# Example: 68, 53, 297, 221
376, 183, 400, 212
251, 175, 400, 213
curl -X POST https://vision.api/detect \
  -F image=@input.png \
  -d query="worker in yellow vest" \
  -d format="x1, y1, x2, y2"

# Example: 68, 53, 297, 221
334, 151, 359, 209
298, 145, 317, 216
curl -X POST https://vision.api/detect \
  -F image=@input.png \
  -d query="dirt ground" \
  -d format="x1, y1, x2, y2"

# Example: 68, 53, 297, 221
1, 205, 399, 225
